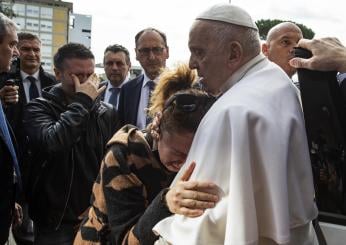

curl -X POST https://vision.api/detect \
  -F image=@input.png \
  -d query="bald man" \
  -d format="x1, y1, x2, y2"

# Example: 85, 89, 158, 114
262, 22, 303, 78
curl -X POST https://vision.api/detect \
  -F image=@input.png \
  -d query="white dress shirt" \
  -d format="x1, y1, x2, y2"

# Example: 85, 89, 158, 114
21, 70, 41, 102
103, 79, 126, 110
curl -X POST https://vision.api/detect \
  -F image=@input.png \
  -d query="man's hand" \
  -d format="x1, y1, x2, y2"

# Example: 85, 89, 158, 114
289, 37, 346, 73
0, 85, 19, 105
72, 73, 106, 101
12, 203, 23, 227
165, 161, 221, 217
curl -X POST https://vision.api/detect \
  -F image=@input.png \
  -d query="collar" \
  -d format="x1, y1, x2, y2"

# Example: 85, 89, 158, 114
21, 69, 39, 81
106, 80, 124, 90
337, 72, 346, 85
220, 53, 266, 93
142, 73, 158, 88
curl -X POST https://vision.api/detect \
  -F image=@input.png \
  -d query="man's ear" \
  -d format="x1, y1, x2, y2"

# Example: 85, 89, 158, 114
135, 48, 139, 61
262, 43, 269, 56
227, 41, 242, 65
54, 67, 62, 81
165, 46, 169, 59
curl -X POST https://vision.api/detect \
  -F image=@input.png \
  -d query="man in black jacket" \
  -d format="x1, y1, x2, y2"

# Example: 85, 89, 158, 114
23, 43, 119, 245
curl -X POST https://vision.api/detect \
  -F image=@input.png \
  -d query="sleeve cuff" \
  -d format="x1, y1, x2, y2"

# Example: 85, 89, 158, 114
73, 92, 93, 109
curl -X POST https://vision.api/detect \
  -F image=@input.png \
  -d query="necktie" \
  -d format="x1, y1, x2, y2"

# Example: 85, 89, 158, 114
0, 101, 21, 186
146, 80, 156, 126
27, 76, 39, 101
108, 87, 120, 109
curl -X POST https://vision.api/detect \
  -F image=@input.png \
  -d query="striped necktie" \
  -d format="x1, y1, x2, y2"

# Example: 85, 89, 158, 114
146, 80, 156, 126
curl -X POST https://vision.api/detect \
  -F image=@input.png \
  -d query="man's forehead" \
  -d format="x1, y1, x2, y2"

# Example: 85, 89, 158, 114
104, 51, 126, 60
273, 31, 303, 42
137, 31, 165, 46
18, 38, 41, 47
63, 58, 94, 69
189, 21, 213, 43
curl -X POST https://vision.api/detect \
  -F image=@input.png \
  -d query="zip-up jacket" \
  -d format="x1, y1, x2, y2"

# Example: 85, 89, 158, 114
23, 84, 119, 230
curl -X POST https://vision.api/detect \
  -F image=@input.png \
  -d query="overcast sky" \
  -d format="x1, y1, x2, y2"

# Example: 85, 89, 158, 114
67, 0, 346, 68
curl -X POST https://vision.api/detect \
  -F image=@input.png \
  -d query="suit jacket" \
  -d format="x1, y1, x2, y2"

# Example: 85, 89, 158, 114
0, 111, 17, 244
118, 74, 144, 127
99, 80, 107, 102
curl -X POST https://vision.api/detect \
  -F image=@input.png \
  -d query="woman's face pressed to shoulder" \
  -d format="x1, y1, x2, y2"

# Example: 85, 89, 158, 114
157, 131, 194, 172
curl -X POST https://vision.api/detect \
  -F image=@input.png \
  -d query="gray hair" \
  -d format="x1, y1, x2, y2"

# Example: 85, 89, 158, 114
209, 20, 260, 58
0, 13, 18, 43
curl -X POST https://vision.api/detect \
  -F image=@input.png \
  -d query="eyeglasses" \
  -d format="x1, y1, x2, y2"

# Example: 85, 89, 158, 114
137, 47, 165, 56
163, 93, 215, 113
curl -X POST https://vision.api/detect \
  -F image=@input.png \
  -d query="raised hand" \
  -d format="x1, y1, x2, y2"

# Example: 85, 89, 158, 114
72, 73, 106, 101
290, 37, 346, 72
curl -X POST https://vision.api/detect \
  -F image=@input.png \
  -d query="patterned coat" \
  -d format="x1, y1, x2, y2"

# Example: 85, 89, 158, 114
74, 125, 176, 245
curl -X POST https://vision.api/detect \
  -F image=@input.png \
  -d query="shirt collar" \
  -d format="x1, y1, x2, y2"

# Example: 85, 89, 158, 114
142, 73, 158, 88
106, 80, 124, 90
21, 70, 39, 81
220, 53, 266, 93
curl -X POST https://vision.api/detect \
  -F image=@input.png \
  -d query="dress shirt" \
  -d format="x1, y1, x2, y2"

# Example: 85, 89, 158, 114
21, 70, 42, 102
337, 72, 346, 85
103, 80, 126, 110
136, 73, 158, 129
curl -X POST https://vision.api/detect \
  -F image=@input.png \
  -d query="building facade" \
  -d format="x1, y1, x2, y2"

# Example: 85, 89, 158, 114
69, 13, 91, 49
1, 0, 73, 72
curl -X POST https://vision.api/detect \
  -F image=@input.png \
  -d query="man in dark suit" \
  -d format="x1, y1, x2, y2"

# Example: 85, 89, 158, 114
100, 44, 131, 110
1, 32, 56, 245
0, 13, 22, 245
118, 28, 169, 129
3, 33, 57, 150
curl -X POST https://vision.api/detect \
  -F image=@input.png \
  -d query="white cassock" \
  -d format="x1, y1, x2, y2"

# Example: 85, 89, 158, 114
153, 54, 319, 245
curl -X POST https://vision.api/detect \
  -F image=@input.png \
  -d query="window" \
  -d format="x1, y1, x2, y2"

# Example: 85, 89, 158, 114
40, 33, 52, 46
13, 17, 25, 29
26, 5, 39, 18
12, 4, 25, 16
41, 45, 52, 57
40, 7, 53, 19
40, 20, 52, 32
41, 57, 52, 72
26, 18, 39, 31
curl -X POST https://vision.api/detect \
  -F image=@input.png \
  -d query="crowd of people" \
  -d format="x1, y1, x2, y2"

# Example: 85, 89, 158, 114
1, 2, 346, 245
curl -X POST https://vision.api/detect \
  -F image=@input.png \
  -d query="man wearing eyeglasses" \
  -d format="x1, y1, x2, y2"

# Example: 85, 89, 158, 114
118, 27, 169, 129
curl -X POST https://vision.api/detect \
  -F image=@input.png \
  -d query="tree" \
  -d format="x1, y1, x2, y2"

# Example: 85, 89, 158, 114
0, 1, 16, 18
256, 19, 315, 40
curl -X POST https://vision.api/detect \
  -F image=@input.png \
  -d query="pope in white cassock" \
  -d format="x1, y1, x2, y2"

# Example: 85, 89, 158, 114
153, 3, 319, 245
